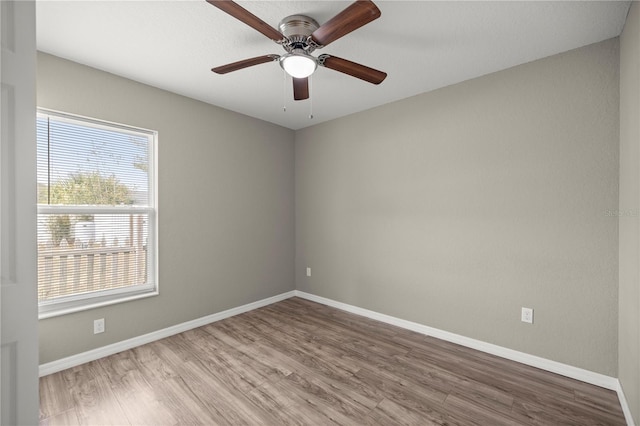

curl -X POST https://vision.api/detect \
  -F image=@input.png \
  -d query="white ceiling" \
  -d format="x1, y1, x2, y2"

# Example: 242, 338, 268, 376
36, 1, 631, 130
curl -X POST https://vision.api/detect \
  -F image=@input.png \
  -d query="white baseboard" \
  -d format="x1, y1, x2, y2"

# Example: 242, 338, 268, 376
39, 290, 296, 377
617, 380, 637, 426
294, 290, 619, 391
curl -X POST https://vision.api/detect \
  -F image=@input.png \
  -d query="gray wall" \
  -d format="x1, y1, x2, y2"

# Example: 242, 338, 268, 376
37, 53, 295, 364
619, 1, 640, 422
39, 35, 625, 382
296, 39, 620, 376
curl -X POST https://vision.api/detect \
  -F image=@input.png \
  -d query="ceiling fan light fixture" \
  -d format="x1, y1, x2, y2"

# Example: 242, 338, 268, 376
280, 50, 317, 78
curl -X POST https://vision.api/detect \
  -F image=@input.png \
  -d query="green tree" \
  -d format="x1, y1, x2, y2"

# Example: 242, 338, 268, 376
46, 172, 133, 206
47, 215, 71, 247
41, 172, 133, 246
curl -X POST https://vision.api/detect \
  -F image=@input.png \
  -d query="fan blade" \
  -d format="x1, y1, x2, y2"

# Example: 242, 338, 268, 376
319, 55, 386, 84
212, 55, 279, 74
293, 77, 309, 101
310, 0, 381, 47
206, 0, 285, 42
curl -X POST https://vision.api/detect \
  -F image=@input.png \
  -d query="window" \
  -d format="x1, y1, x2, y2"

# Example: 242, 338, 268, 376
37, 109, 157, 318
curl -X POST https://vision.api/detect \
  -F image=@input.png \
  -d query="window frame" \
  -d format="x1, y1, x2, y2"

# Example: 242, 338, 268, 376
36, 108, 159, 319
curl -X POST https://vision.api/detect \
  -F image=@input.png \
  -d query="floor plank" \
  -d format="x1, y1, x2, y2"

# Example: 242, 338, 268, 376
39, 297, 626, 425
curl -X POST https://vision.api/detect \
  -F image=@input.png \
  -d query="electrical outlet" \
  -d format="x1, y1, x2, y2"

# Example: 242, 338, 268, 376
521, 307, 534, 324
94, 318, 105, 334
306, 267, 311, 277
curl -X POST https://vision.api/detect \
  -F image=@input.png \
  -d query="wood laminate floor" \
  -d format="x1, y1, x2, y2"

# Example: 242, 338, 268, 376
40, 297, 626, 425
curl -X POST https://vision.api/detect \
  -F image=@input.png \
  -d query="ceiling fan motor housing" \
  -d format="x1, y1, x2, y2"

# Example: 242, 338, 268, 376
279, 15, 320, 53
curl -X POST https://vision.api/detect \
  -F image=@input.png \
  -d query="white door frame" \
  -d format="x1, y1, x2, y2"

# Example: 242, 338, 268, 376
1, 1, 39, 424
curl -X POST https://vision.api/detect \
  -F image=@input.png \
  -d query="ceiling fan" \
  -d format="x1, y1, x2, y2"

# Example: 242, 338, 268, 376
207, 0, 387, 101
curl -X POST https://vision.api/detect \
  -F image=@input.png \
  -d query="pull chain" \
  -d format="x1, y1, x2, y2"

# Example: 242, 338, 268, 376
282, 70, 287, 112
308, 75, 313, 120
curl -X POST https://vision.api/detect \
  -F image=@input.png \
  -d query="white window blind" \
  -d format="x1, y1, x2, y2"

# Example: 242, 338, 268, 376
37, 110, 158, 317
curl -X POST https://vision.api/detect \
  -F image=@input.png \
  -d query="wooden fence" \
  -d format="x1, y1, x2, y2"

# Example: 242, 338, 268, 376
38, 238, 147, 302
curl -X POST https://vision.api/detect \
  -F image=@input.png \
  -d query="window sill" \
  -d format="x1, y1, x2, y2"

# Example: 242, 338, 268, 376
38, 289, 158, 320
